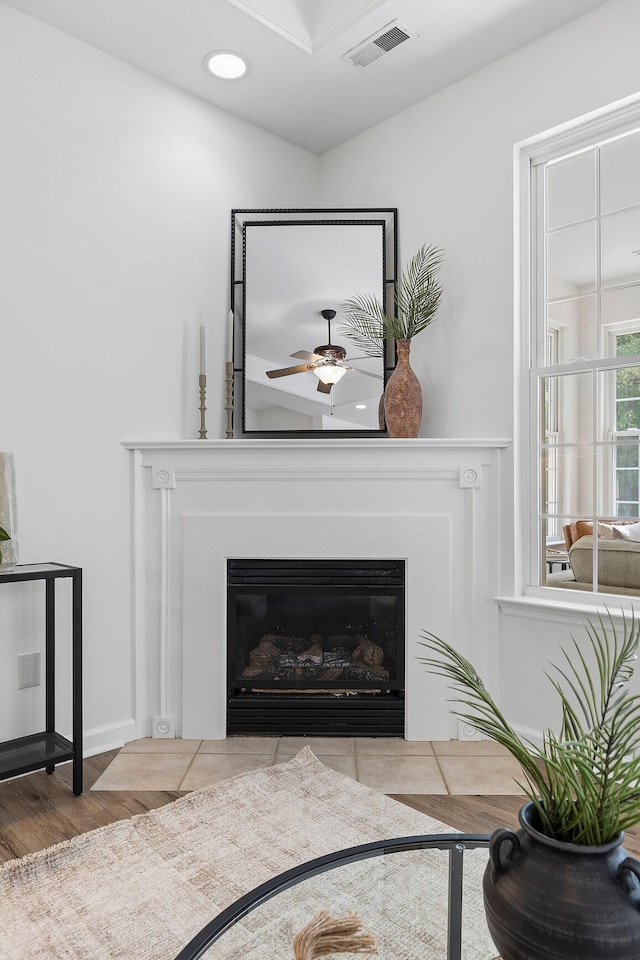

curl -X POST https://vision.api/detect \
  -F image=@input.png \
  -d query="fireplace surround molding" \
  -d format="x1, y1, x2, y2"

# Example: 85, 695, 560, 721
123, 438, 510, 743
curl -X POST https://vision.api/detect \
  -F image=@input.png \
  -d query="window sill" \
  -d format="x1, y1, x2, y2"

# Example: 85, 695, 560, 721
495, 588, 640, 624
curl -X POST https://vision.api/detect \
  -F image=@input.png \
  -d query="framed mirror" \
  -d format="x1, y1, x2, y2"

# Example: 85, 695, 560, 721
230, 208, 397, 436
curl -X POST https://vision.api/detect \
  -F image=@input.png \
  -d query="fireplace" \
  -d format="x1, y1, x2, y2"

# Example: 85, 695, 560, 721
227, 559, 405, 736
123, 438, 506, 745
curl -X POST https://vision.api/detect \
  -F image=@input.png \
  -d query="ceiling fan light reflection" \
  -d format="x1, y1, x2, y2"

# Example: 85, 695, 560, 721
313, 364, 347, 385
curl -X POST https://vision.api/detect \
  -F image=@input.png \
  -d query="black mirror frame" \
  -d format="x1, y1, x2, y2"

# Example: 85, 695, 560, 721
230, 207, 398, 438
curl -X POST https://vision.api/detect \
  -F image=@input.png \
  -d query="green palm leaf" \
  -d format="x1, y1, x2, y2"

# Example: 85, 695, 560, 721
418, 611, 640, 844
396, 244, 444, 339
340, 243, 444, 349
339, 294, 387, 357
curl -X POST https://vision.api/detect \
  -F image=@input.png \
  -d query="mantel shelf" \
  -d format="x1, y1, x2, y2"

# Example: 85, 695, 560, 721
123, 437, 511, 451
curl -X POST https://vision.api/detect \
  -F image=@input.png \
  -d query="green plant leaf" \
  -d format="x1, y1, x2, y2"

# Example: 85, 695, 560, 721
395, 244, 444, 339
340, 242, 444, 348
339, 294, 388, 357
418, 611, 640, 844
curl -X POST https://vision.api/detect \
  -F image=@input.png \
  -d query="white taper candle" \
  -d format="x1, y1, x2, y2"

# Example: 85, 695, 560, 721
227, 310, 234, 364
199, 323, 206, 376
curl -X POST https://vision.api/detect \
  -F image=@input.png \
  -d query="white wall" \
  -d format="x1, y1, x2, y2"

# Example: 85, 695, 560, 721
0, 3, 319, 751
318, 0, 640, 732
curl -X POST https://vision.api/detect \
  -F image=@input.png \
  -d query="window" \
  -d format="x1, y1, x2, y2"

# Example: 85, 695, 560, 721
524, 102, 640, 596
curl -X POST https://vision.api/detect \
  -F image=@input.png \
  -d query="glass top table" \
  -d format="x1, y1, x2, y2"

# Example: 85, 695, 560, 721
174, 834, 500, 960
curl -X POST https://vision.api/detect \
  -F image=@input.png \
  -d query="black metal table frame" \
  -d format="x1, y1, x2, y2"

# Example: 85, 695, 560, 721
174, 832, 491, 960
0, 563, 83, 796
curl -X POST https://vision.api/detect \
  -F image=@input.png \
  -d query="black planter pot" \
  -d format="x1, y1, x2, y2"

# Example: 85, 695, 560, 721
483, 802, 640, 959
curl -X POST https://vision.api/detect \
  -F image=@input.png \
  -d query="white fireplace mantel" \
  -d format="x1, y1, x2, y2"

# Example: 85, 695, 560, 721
123, 438, 510, 742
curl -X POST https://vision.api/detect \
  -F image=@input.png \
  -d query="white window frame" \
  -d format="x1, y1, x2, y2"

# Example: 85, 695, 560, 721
516, 92, 640, 603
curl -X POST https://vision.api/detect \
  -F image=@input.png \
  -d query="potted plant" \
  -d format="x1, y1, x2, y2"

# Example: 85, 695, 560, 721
418, 613, 640, 959
340, 243, 443, 438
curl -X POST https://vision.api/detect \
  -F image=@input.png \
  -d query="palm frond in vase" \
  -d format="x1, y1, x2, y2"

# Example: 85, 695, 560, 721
340, 243, 444, 348
338, 293, 386, 357
418, 610, 640, 845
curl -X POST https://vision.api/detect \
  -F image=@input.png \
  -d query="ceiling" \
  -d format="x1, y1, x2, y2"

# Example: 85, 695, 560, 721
1, 0, 612, 154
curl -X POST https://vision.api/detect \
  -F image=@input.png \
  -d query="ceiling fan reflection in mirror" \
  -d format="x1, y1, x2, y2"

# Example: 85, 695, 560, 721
266, 309, 382, 395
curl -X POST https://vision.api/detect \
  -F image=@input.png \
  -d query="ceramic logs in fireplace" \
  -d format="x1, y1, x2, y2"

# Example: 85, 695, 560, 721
227, 559, 405, 736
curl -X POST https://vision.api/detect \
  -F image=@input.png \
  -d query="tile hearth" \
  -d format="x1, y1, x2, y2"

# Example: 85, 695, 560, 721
91, 737, 526, 795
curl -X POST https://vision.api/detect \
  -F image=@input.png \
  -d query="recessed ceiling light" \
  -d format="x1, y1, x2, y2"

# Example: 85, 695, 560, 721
203, 51, 248, 80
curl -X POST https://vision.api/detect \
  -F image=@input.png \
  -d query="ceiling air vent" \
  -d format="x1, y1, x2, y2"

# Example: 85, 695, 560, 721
343, 21, 414, 69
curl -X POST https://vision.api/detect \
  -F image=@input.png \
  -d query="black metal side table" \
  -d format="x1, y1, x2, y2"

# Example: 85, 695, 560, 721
0, 563, 83, 796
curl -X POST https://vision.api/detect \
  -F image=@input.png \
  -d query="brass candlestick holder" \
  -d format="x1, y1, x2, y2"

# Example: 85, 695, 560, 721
225, 361, 234, 439
198, 374, 207, 439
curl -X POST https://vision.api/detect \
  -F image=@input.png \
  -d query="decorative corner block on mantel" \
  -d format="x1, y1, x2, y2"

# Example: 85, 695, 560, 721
459, 466, 483, 488
152, 467, 176, 489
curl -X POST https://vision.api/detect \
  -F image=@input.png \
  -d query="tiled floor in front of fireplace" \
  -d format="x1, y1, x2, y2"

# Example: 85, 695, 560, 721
91, 736, 526, 795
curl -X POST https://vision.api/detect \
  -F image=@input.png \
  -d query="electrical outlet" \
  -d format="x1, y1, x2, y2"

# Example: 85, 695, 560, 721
18, 652, 41, 689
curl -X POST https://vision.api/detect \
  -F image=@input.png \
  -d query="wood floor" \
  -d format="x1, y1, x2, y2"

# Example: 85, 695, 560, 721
0, 752, 181, 863
2, 751, 638, 864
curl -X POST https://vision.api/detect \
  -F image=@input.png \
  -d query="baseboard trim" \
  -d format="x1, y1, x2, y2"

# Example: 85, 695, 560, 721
510, 721, 543, 750
82, 718, 138, 757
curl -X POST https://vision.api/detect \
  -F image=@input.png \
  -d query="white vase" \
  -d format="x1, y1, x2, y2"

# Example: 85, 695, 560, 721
0, 453, 18, 572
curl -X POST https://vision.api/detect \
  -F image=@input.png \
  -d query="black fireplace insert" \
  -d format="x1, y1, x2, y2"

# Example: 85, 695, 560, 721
227, 559, 405, 736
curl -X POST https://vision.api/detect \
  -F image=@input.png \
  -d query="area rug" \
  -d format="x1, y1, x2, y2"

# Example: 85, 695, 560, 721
0, 748, 497, 959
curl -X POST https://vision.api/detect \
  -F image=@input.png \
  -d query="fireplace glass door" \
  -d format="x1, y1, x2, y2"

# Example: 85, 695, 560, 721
227, 559, 405, 736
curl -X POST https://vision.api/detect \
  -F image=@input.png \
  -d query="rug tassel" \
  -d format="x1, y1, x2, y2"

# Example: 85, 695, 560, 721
292, 909, 378, 959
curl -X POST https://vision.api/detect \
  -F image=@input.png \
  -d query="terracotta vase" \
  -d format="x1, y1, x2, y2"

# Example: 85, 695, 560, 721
383, 339, 422, 438
483, 802, 640, 960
